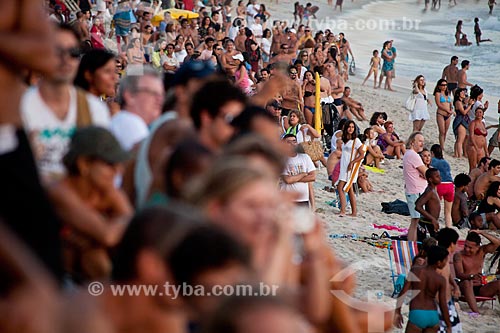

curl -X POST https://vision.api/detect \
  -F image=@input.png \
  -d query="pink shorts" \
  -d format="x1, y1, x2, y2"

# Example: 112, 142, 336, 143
437, 182, 454, 202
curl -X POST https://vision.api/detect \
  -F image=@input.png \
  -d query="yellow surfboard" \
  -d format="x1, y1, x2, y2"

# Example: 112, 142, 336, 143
343, 140, 368, 193
314, 72, 322, 133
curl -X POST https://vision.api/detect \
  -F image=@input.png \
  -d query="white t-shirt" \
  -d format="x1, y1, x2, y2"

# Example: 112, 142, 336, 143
110, 111, 149, 151
160, 54, 179, 73
261, 37, 271, 55
250, 22, 263, 39
21, 86, 110, 178
280, 153, 316, 202
246, 4, 259, 24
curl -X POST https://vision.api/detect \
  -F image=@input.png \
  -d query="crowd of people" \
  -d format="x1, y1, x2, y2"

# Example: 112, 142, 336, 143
1, 1, 500, 333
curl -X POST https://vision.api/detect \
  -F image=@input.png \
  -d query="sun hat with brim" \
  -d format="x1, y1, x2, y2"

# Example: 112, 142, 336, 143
63, 126, 130, 167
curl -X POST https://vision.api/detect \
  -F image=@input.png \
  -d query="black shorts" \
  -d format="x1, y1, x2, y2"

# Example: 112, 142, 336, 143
333, 98, 343, 106
473, 285, 482, 296
447, 82, 458, 91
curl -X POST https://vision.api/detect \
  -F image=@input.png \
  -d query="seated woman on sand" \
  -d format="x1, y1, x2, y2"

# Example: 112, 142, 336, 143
369, 111, 388, 136
477, 181, 500, 216
377, 121, 406, 159
361, 127, 385, 168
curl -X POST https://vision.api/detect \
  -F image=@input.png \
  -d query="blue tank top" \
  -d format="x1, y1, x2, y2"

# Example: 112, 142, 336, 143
431, 157, 453, 182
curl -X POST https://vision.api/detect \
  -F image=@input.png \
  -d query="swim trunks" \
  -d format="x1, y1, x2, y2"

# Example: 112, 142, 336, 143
447, 82, 458, 92
409, 309, 440, 329
437, 182, 454, 202
333, 98, 343, 106
438, 299, 462, 333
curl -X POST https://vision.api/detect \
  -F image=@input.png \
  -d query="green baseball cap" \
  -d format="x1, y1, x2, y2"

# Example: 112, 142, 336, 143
63, 126, 130, 167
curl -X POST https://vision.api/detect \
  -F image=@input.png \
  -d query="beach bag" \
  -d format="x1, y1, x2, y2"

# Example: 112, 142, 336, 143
405, 93, 416, 111
349, 59, 356, 76
301, 137, 324, 162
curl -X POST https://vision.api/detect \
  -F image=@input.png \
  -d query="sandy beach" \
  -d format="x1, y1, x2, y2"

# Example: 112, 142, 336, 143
264, 1, 500, 331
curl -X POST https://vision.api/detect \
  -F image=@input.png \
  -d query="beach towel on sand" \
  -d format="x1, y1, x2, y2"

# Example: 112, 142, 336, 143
381, 199, 410, 216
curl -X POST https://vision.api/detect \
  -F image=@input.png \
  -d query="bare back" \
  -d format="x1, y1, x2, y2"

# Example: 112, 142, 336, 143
458, 69, 467, 88
409, 265, 447, 310
474, 172, 496, 199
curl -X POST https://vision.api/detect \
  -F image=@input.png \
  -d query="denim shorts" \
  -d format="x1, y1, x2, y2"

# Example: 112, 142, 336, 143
405, 193, 421, 219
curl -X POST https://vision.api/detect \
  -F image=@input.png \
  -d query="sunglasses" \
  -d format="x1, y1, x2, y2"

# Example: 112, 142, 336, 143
56, 47, 80, 59
289, 72, 298, 75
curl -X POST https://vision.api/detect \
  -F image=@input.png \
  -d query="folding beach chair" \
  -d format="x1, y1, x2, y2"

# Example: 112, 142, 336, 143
387, 240, 419, 297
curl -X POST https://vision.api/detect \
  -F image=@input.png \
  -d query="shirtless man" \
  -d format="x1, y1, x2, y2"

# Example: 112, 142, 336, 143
457, 60, 473, 89
324, 61, 345, 118
179, 19, 193, 42
415, 168, 442, 241
441, 56, 459, 93
467, 156, 490, 197
255, 68, 270, 92
453, 230, 500, 314
436, 228, 462, 333
473, 158, 500, 200
270, 21, 286, 55
270, 43, 294, 65
280, 66, 303, 115
221, 39, 241, 77
342, 86, 367, 121
394, 246, 452, 333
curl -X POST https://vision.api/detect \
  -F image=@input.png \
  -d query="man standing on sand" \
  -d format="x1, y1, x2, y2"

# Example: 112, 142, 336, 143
453, 230, 500, 315
457, 60, 473, 90
221, 40, 242, 78
403, 132, 428, 241
442, 56, 459, 94
324, 61, 345, 118
280, 134, 317, 207
21, 23, 110, 182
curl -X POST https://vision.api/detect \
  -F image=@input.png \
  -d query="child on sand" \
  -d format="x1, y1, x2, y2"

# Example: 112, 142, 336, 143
362, 50, 381, 88
394, 245, 452, 333
415, 168, 442, 242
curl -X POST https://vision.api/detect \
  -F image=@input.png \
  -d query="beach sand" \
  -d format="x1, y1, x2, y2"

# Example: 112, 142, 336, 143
263, 1, 500, 331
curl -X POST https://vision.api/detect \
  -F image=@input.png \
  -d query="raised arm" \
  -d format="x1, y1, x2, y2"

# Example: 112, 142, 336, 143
474, 230, 500, 253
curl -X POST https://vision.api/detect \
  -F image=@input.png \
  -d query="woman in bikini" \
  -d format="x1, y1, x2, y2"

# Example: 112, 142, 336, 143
452, 88, 473, 158
467, 107, 489, 172
434, 79, 453, 151
455, 20, 463, 46
302, 70, 316, 125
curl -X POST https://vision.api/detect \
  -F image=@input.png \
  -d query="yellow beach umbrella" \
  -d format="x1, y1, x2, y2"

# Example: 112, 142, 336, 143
152, 8, 199, 25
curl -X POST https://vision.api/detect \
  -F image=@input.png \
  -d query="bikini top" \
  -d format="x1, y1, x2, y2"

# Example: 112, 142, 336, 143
474, 127, 487, 137
304, 90, 315, 98
439, 94, 451, 103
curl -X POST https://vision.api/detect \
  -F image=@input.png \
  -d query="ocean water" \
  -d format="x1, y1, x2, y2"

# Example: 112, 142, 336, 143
324, 0, 500, 96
